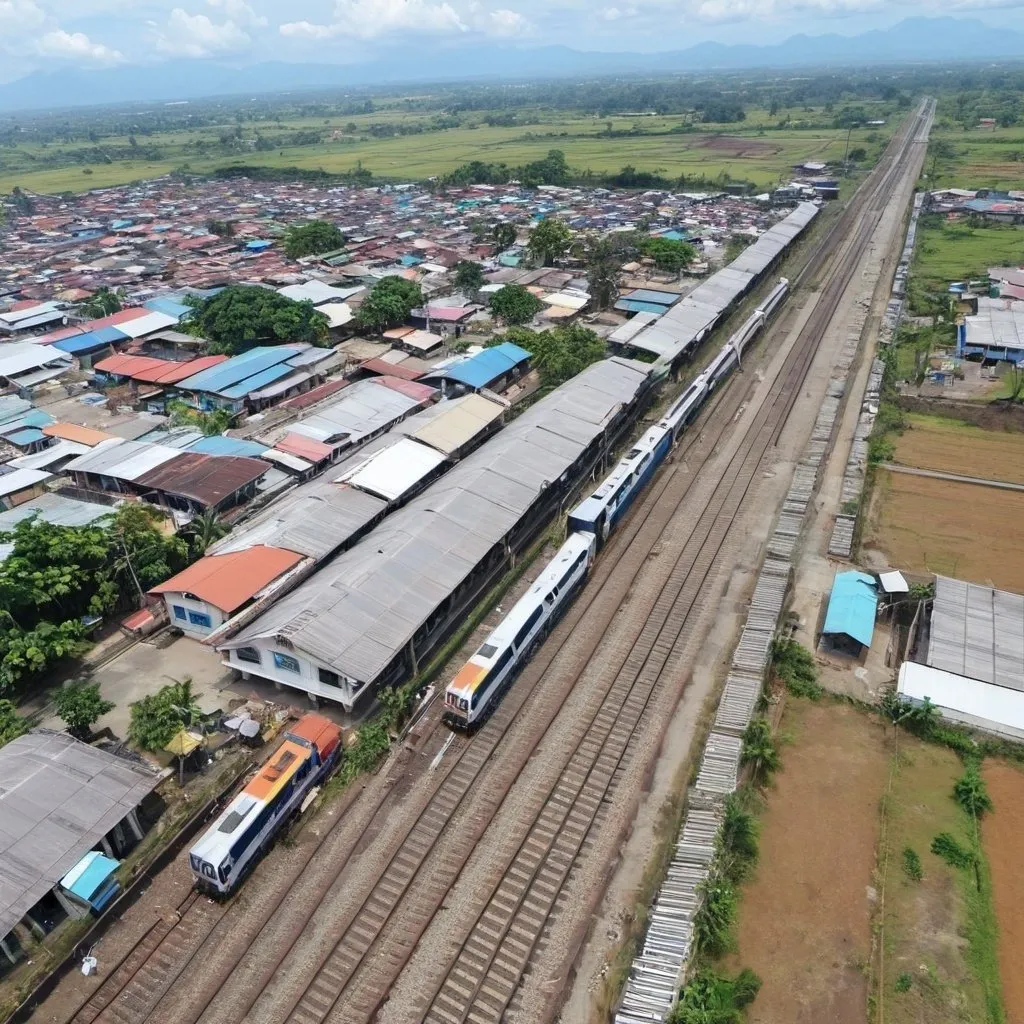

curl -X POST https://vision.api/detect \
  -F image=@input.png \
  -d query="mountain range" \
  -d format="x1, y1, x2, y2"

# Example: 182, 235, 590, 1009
0, 17, 1019, 113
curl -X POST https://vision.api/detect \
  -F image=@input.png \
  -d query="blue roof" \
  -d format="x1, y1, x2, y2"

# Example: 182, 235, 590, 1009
822, 571, 878, 648
658, 229, 689, 241
61, 850, 120, 902
176, 346, 301, 394
219, 364, 296, 400
615, 299, 672, 315
144, 297, 191, 319
625, 288, 681, 306
55, 326, 127, 354
498, 254, 521, 267
437, 342, 531, 390
399, 254, 423, 266
187, 435, 269, 457
4, 427, 45, 446
246, 240, 272, 251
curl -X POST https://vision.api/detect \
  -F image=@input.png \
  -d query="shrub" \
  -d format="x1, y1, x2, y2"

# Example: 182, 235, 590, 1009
771, 637, 821, 699
691, 875, 737, 960
719, 794, 759, 883
895, 972, 913, 993
931, 832, 974, 869
741, 717, 780, 785
902, 846, 923, 881
953, 762, 993, 818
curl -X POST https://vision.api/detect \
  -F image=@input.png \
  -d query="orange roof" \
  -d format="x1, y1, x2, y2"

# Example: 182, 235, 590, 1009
42, 422, 115, 446
288, 714, 342, 760
244, 739, 310, 803
149, 545, 304, 613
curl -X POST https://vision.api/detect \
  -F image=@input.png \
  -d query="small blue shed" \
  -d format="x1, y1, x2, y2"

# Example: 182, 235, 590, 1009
822, 570, 878, 654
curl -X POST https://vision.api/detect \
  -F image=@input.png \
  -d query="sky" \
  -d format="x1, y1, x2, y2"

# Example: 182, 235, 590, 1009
0, 0, 1017, 83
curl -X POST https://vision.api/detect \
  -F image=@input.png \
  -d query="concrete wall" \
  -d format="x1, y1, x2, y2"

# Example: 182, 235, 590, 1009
223, 639, 362, 710
160, 592, 226, 639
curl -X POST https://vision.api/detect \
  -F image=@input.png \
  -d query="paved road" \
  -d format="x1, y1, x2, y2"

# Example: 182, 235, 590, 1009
882, 462, 1024, 492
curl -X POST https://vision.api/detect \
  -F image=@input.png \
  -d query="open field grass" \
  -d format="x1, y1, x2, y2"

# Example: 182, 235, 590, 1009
864, 469, 1024, 590
912, 215, 1024, 295
728, 699, 889, 1023
926, 123, 1024, 192
878, 734, 1000, 1024
0, 105, 894, 195
894, 413, 1024, 484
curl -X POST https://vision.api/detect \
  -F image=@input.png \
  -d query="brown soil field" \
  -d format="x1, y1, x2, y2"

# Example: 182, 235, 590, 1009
982, 761, 1024, 1024
865, 470, 1024, 590
729, 700, 890, 1024
895, 414, 1024, 484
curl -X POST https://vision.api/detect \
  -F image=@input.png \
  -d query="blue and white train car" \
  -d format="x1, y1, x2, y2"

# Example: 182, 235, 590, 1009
444, 532, 597, 728
567, 424, 673, 544
755, 278, 789, 319
660, 370, 712, 440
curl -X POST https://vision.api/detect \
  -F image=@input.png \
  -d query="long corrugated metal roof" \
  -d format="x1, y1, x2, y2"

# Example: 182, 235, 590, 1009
0, 731, 160, 939
401, 393, 504, 456
0, 493, 115, 532
338, 437, 445, 501
287, 377, 427, 446
65, 438, 178, 482
221, 356, 650, 684
927, 575, 1024, 690
134, 452, 268, 507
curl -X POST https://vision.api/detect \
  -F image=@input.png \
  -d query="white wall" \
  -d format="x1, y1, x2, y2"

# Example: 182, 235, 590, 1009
221, 637, 363, 711
161, 592, 226, 639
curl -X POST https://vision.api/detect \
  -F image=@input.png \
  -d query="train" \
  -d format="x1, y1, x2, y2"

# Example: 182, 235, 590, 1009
189, 713, 342, 895
443, 279, 789, 729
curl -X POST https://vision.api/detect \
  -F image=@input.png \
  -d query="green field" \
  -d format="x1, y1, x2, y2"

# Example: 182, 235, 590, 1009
925, 123, 1024, 191
912, 214, 1024, 297
0, 105, 895, 195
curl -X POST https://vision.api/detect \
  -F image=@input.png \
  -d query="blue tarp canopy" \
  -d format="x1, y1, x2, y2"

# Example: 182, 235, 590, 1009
431, 342, 530, 390
823, 571, 878, 649
60, 850, 120, 909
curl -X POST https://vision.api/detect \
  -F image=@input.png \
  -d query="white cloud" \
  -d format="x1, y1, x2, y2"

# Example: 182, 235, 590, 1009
482, 7, 533, 34
0, 0, 46, 36
34, 28, 125, 62
154, 7, 252, 55
281, 0, 468, 39
207, 0, 268, 27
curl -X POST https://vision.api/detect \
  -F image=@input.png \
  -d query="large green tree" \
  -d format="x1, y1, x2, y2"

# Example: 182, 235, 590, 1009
0, 701, 28, 747
492, 222, 518, 254
186, 285, 329, 354
54, 681, 114, 740
528, 217, 573, 267
80, 287, 123, 319
356, 277, 423, 333
453, 260, 485, 294
494, 324, 605, 388
284, 219, 345, 260
489, 285, 543, 326
640, 236, 697, 275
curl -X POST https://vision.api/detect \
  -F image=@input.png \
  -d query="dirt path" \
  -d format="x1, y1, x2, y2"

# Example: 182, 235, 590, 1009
982, 761, 1024, 1024
730, 700, 890, 1024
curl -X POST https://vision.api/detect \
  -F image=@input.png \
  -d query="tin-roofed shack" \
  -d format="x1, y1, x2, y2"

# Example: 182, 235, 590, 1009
218, 356, 652, 710
0, 731, 161, 967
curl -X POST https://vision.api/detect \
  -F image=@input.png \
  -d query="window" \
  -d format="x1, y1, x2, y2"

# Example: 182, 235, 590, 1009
318, 668, 342, 688
273, 652, 300, 674
236, 647, 261, 665
188, 610, 213, 629
477, 642, 499, 660
173, 605, 186, 621
513, 608, 543, 650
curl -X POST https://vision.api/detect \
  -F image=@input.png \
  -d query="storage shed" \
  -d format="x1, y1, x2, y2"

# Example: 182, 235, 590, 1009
821, 570, 878, 656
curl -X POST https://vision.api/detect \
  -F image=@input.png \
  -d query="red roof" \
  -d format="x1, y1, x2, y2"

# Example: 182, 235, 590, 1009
84, 307, 151, 331
31, 325, 86, 346
135, 453, 269, 509
275, 432, 335, 463
94, 353, 228, 385
359, 358, 423, 381
371, 376, 436, 402
280, 378, 349, 410
424, 305, 475, 322
149, 545, 303, 613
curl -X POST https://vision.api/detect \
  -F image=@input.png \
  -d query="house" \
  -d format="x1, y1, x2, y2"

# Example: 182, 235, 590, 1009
419, 342, 531, 397
150, 545, 306, 638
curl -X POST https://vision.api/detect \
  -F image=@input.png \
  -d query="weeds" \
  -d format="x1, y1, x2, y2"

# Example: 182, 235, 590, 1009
669, 967, 762, 1024
718, 793, 760, 884
931, 832, 974, 869
902, 846, 923, 881
895, 972, 913, 993
953, 762, 993, 818
770, 637, 822, 699
741, 717, 780, 786
691, 874, 738, 961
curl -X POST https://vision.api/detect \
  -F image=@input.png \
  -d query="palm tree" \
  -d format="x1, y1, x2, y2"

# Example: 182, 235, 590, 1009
186, 509, 229, 556
741, 718, 780, 786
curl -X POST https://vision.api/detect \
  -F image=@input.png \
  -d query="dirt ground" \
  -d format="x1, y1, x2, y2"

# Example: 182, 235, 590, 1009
894, 414, 1024, 484
729, 700, 890, 1024
864, 469, 1024, 590
982, 761, 1024, 1024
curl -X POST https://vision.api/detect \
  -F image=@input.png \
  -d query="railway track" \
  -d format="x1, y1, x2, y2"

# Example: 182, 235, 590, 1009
232, 101, 934, 1024
417, 99, 934, 1024
49, 101, 931, 1024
